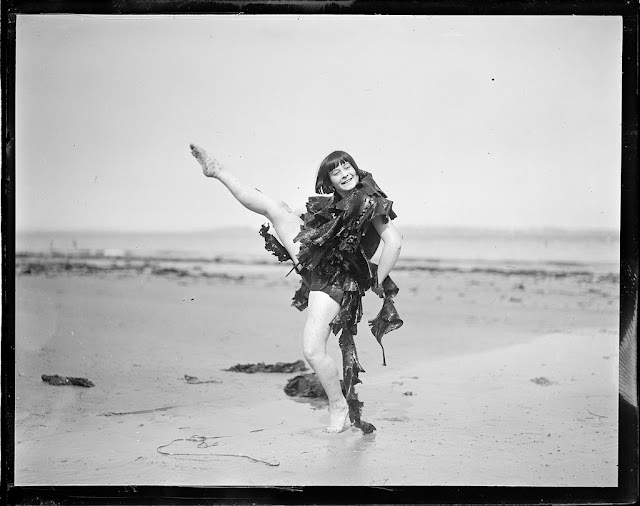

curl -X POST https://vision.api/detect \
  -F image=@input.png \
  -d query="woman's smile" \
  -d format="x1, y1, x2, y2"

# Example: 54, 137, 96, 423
330, 162, 358, 195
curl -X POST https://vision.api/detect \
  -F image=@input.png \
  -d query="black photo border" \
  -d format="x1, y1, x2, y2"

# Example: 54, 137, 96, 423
2, 1, 637, 504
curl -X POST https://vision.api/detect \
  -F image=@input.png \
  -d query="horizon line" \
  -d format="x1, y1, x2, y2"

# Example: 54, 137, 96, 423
15, 224, 622, 235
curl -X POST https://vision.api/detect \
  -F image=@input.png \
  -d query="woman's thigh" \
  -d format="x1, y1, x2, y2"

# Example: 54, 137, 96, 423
269, 202, 304, 260
303, 290, 341, 353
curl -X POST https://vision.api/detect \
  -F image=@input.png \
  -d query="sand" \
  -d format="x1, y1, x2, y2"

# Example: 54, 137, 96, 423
13, 266, 619, 486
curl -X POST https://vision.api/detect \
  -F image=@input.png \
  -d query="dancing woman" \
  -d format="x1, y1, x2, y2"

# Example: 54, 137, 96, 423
190, 144, 403, 434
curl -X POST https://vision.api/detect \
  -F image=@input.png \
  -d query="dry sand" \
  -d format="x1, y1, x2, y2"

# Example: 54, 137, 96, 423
14, 266, 619, 486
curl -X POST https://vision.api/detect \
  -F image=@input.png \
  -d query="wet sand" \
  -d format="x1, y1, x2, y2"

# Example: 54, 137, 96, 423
14, 266, 619, 486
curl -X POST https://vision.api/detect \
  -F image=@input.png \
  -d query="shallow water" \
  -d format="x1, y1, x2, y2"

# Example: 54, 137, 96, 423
17, 227, 619, 260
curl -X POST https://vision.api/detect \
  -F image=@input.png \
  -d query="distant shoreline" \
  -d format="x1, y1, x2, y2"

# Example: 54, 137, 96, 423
15, 226, 621, 274
15, 224, 621, 238
16, 251, 620, 281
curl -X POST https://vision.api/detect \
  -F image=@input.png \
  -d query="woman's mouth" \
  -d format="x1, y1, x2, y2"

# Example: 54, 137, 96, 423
341, 176, 353, 185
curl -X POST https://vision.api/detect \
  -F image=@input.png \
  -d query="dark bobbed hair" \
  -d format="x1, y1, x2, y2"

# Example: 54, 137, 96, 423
315, 151, 368, 194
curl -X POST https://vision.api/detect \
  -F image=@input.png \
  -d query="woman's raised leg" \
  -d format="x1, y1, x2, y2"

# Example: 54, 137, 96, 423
303, 291, 350, 433
190, 143, 303, 264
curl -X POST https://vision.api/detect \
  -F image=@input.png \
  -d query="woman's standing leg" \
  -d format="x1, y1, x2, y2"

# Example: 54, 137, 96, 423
303, 291, 350, 432
190, 143, 302, 264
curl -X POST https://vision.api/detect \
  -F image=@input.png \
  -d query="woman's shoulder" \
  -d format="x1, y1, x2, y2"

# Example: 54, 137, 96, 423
359, 173, 397, 222
358, 172, 388, 198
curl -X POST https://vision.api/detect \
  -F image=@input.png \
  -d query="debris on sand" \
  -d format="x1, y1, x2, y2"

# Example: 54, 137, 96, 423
284, 372, 346, 399
157, 434, 279, 466
99, 406, 180, 417
41, 374, 94, 388
530, 376, 554, 386
184, 375, 222, 384
225, 360, 307, 374
284, 373, 326, 398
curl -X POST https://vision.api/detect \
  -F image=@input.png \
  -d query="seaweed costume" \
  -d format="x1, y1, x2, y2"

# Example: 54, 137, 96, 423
260, 172, 403, 434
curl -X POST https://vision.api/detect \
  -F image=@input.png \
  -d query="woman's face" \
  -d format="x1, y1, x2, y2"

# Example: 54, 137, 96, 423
329, 161, 359, 196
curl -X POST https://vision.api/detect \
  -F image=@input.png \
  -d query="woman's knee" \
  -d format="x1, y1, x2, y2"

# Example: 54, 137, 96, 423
267, 201, 296, 226
303, 343, 324, 364
302, 318, 329, 363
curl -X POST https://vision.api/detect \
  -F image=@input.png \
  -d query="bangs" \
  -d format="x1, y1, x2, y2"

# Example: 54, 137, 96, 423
323, 152, 352, 171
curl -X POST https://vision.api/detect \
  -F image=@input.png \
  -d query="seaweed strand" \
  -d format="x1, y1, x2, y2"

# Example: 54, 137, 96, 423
339, 329, 376, 434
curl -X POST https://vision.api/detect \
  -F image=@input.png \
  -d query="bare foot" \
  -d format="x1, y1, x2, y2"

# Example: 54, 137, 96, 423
190, 143, 224, 178
324, 401, 350, 433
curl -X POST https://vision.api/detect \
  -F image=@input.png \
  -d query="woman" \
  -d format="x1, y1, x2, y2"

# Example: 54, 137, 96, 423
190, 144, 403, 434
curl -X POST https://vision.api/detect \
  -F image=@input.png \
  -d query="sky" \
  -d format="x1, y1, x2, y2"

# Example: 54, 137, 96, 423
15, 14, 622, 232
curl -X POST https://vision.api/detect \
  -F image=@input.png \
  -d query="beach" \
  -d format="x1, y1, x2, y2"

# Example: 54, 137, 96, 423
10, 9, 627, 492
13, 242, 619, 487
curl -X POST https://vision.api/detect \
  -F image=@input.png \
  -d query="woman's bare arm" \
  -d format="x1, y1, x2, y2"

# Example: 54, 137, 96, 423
372, 216, 402, 287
